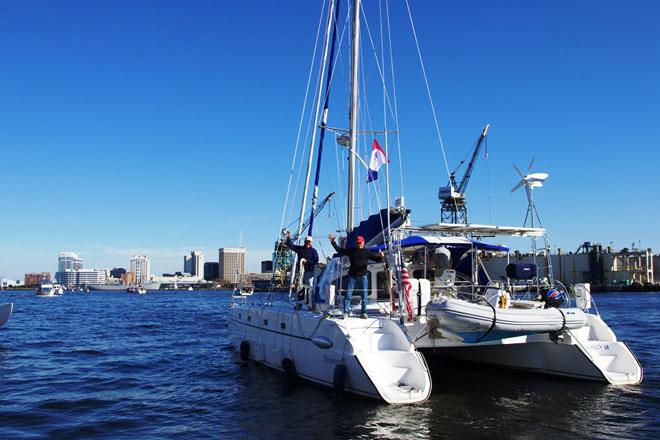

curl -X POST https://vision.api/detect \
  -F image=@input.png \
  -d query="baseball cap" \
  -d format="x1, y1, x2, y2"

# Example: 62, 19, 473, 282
356, 236, 365, 244
305, 236, 313, 242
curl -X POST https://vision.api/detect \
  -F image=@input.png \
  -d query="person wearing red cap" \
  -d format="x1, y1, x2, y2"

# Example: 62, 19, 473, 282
328, 234, 384, 318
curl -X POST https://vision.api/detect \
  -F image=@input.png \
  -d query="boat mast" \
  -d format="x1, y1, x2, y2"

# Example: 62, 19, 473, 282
296, 0, 336, 241
347, 0, 360, 233
309, 0, 341, 236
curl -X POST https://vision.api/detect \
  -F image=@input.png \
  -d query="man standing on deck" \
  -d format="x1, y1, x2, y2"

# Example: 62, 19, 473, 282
328, 234, 384, 319
285, 231, 319, 306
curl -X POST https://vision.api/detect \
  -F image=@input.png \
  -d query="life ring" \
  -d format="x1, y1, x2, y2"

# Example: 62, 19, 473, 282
239, 341, 250, 362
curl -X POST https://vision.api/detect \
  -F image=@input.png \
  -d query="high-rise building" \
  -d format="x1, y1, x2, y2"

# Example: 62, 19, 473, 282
24, 272, 51, 286
183, 251, 204, 278
56, 251, 85, 284
203, 262, 219, 281
130, 255, 150, 284
58, 252, 83, 272
218, 247, 245, 282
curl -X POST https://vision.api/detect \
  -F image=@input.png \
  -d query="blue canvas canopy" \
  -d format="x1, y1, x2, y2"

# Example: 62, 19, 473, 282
369, 235, 508, 252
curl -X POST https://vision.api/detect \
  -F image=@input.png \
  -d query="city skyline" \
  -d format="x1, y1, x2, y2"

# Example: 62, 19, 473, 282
1, 1, 659, 280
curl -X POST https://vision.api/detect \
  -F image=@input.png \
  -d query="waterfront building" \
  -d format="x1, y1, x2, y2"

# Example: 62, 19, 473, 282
110, 268, 126, 279
57, 269, 107, 288
183, 251, 204, 278
130, 255, 150, 285
1, 278, 22, 288
121, 272, 137, 286
24, 272, 51, 286
218, 247, 245, 282
58, 252, 83, 272
261, 260, 273, 273
203, 262, 219, 281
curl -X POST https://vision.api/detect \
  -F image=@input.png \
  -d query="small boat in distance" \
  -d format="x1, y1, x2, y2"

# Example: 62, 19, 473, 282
37, 281, 57, 297
0, 303, 12, 327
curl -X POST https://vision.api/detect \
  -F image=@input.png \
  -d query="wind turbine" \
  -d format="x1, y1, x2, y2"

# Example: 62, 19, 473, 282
511, 157, 549, 228
511, 158, 555, 284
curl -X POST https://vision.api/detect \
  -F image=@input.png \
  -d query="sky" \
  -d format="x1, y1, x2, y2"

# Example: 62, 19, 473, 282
1, 0, 659, 280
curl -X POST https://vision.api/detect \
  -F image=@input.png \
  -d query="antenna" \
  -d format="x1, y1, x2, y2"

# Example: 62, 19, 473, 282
238, 228, 244, 247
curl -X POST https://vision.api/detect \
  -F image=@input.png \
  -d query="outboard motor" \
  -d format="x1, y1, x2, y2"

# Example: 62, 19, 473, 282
540, 287, 565, 308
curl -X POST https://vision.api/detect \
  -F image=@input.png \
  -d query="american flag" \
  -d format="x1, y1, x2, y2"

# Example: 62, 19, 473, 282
400, 265, 414, 321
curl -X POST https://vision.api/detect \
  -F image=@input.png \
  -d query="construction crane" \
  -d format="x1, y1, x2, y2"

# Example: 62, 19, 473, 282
438, 124, 490, 224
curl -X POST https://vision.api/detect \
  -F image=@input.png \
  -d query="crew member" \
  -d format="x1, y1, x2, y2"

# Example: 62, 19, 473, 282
286, 231, 319, 304
328, 234, 383, 319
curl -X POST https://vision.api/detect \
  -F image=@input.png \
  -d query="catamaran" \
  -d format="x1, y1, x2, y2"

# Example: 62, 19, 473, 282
228, 0, 641, 405
228, 0, 433, 404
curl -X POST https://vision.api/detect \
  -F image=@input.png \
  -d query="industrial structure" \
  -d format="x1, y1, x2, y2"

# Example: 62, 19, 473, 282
482, 242, 655, 290
438, 124, 489, 224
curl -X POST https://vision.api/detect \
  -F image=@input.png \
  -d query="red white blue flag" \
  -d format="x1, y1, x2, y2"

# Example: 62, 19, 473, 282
400, 264, 414, 321
367, 139, 388, 183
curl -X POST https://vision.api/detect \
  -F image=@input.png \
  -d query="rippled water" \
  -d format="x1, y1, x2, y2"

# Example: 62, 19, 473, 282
0, 290, 657, 439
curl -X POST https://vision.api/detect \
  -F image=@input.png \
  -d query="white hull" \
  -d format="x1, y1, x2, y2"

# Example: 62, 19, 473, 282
0, 303, 12, 327
37, 284, 57, 296
228, 302, 431, 404
413, 313, 642, 385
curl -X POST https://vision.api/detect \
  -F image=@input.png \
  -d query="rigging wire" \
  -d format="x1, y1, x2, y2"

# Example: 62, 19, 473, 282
278, 0, 329, 236
385, 0, 405, 200
403, 0, 451, 181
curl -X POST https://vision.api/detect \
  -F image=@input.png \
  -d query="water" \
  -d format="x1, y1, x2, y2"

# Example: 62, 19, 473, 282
0, 290, 657, 439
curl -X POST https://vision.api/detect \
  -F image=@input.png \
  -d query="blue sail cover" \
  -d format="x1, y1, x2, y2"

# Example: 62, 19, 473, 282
345, 207, 410, 248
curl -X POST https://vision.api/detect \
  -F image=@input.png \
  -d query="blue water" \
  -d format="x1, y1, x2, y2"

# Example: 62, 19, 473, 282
0, 290, 658, 439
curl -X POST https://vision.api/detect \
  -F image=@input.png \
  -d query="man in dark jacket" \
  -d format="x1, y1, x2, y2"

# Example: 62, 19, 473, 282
285, 231, 319, 303
328, 234, 383, 318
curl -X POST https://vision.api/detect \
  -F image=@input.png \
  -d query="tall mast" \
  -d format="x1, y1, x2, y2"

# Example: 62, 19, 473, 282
295, 0, 336, 241
309, 0, 340, 236
347, 0, 360, 233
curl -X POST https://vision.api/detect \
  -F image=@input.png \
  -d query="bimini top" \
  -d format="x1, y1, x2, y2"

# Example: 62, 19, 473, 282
370, 235, 508, 252
410, 223, 545, 237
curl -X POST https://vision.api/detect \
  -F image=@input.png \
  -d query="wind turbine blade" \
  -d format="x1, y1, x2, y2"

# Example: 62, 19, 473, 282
511, 180, 525, 192
527, 157, 535, 173
513, 164, 524, 178
529, 172, 549, 180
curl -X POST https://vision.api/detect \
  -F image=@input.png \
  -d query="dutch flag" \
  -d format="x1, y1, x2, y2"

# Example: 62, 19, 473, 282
367, 139, 388, 183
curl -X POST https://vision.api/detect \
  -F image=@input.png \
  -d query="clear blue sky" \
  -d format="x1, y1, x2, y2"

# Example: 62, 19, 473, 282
1, 0, 658, 280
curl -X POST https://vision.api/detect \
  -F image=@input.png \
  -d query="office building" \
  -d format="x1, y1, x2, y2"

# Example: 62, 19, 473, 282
25, 272, 51, 286
183, 251, 204, 278
130, 255, 150, 284
58, 252, 83, 272
203, 262, 219, 281
218, 247, 245, 282
57, 269, 107, 288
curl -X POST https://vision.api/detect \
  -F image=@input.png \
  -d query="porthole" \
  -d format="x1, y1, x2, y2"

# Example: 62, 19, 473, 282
280, 323, 286, 329
263, 319, 268, 326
